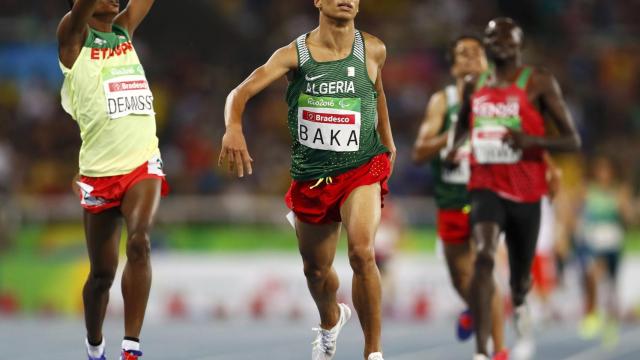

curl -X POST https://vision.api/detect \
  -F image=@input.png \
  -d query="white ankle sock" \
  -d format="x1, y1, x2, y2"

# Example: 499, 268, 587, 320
122, 339, 140, 352
85, 337, 105, 358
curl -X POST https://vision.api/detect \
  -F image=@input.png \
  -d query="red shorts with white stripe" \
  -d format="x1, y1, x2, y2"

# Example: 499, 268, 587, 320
285, 153, 390, 224
76, 156, 170, 214
437, 208, 471, 244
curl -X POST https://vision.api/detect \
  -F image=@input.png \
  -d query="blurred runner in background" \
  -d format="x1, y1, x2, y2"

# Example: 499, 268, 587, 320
447, 17, 581, 360
413, 34, 507, 360
576, 154, 635, 347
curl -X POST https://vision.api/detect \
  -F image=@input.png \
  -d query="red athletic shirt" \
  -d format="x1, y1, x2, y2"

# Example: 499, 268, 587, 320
468, 67, 547, 202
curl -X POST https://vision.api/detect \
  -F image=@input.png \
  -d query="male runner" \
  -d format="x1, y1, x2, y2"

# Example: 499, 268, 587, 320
448, 18, 581, 360
219, 1, 395, 359
413, 35, 507, 360
58, 1, 166, 359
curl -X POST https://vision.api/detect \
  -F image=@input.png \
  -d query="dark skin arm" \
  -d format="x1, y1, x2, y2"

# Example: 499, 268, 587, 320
57, 0, 100, 69
445, 77, 475, 164
412, 91, 448, 164
504, 68, 581, 152
58, 0, 155, 69
114, 0, 155, 36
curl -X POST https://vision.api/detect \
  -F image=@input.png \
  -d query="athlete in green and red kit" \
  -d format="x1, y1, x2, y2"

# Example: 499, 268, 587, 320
448, 18, 581, 360
58, 1, 166, 359
219, 1, 395, 359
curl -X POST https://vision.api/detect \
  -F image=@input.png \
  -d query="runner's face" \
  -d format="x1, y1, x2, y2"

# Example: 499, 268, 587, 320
484, 20, 522, 62
316, 0, 360, 21
451, 39, 488, 78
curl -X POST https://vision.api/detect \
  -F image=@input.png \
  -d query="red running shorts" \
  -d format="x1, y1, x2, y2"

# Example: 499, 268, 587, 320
285, 153, 390, 224
76, 155, 170, 214
437, 207, 471, 245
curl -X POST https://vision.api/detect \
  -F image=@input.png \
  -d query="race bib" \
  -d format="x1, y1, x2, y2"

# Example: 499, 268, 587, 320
472, 124, 522, 164
297, 94, 361, 152
440, 143, 470, 184
102, 64, 155, 120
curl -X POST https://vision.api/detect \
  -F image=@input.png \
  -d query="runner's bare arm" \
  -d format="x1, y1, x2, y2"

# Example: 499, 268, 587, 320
412, 91, 447, 164
445, 78, 474, 163
219, 43, 298, 177
618, 184, 636, 226
506, 69, 581, 152
114, 0, 155, 36
57, 0, 100, 68
536, 69, 581, 151
365, 34, 397, 174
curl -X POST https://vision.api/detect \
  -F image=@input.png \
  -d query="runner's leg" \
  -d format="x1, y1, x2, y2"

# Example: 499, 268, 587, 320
83, 208, 123, 344
296, 219, 342, 329
120, 179, 162, 338
445, 241, 505, 351
504, 201, 541, 308
444, 242, 474, 300
341, 183, 383, 358
469, 190, 506, 356
470, 222, 501, 355
491, 283, 506, 352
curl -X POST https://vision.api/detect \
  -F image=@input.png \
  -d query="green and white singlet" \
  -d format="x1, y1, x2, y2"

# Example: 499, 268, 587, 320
60, 24, 159, 177
285, 30, 388, 180
431, 85, 471, 210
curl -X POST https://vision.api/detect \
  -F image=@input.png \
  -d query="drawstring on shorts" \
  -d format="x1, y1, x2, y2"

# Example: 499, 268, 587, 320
309, 176, 333, 189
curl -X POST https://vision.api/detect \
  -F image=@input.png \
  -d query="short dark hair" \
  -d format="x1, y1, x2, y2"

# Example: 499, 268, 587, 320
446, 34, 483, 65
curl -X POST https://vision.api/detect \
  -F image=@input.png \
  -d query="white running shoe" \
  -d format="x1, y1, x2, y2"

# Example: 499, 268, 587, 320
513, 303, 535, 360
368, 352, 384, 360
311, 303, 352, 360
473, 354, 490, 360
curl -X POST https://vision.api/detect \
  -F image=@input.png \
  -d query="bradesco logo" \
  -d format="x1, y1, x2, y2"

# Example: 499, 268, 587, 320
302, 110, 355, 125
108, 80, 148, 92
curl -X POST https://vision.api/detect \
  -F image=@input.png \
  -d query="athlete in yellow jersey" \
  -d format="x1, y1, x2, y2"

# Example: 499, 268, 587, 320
58, 1, 167, 359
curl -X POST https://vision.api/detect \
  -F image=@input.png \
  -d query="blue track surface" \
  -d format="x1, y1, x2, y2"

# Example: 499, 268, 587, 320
1, 317, 639, 359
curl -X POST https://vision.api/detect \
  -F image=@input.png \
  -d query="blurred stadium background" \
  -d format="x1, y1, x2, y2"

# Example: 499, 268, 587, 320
1, 0, 640, 359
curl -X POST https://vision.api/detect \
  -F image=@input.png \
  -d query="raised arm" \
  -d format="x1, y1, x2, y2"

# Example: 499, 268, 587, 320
219, 43, 298, 177
114, 0, 155, 36
57, 0, 100, 68
412, 91, 447, 164
365, 33, 397, 174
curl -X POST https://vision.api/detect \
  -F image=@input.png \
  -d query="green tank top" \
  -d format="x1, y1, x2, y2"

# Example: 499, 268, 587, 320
285, 31, 388, 180
581, 185, 624, 250
60, 24, 159, 177
430, 85, 470, 209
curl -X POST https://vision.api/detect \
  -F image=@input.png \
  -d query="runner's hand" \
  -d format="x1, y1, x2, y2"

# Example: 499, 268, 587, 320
503, 129, 537, 150
219, 128, 253, 177
443, 149, 460, 170
388, 147, 397, 178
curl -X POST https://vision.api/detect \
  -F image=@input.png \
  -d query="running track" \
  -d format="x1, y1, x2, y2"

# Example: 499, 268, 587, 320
1, 317, 638, 359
